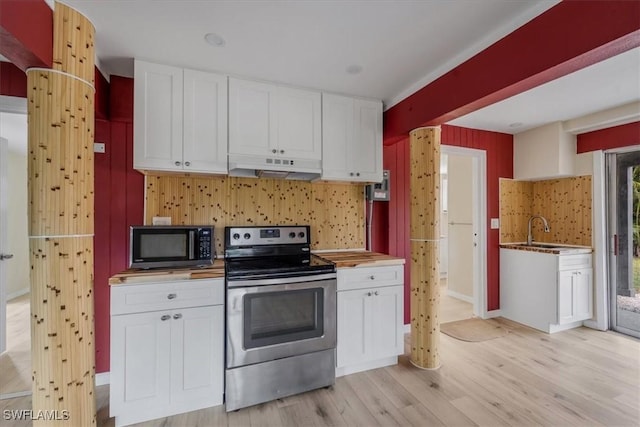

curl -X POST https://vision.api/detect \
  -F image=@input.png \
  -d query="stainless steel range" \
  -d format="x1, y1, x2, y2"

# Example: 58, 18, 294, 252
224, 225, 337, 411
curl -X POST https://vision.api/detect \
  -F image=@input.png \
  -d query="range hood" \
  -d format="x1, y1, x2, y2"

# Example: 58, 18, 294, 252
228, 153, 322, 181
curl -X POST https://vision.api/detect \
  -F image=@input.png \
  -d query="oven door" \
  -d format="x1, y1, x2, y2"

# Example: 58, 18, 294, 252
226, 273, 336, 368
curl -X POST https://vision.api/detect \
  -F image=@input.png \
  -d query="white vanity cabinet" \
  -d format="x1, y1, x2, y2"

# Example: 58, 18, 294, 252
321, 93, 383, 182
228, 77, 322, 162
336, 264, 404, 376
134, 60, 228, 174
110, 279, 224, 427
500, 249, 592, 333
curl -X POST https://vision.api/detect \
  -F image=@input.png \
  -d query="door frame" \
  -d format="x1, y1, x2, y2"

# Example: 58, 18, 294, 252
441, 145, 488, 318
0, 96, 28, 354
606, 147, 640, 338
0, 137, 7, 353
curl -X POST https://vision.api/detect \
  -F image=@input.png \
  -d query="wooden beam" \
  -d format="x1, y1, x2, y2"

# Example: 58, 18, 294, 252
384, 1, 640, 143
0, 0, 53, 70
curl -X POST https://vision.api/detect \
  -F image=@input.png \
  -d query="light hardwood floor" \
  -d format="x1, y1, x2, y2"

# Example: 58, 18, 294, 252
2, 289, 639, 426
0, 293, 31, 397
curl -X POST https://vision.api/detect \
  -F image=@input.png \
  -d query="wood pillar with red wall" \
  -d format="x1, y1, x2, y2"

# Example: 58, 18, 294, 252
409, 126, 441, 369
27, 2, 97, 425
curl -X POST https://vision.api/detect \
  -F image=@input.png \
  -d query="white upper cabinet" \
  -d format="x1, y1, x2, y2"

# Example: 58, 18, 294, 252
228, 77, 321, 161
183, 69, 228, 174
134, 60, 228, 174
134, 61, 183, 171
322, 94, 383, 182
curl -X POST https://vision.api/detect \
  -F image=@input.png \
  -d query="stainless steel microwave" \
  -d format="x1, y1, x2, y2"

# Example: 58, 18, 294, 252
129, 226, 214, 269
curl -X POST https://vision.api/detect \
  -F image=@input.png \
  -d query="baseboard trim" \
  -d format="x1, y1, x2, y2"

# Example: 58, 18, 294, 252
484, 309, 502, 319
7, 288, 29, 301
95, 372, 110, 386
446, 289, 473, 304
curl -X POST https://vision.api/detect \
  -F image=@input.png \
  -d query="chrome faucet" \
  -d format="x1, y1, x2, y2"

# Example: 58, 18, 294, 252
527, 215, 550, 245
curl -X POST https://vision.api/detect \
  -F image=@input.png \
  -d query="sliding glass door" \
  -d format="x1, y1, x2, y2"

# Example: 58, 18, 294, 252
609, 151, 640, 338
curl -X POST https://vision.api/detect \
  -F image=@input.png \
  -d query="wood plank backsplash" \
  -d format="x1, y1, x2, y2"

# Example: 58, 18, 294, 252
500, 176, 592, 246
145, 175, 365, 253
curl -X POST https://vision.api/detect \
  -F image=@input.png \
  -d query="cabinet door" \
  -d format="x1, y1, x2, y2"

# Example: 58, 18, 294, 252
572, 268, 593, 321
557, 270, 575, 324
110, 311, 171, 416
276, 86, 322, 160
336, 289, 369, 368
134, 60, 183, 171
371, 285, 404, 359
183, 69, 228, 174
321, 94, 353, 180
170, 305, 224, 410
352, 99, 383, 182
229, 78, 275, 156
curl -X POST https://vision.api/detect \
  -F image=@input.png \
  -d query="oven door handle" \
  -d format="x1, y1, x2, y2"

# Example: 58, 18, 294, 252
227, 272, 336, 288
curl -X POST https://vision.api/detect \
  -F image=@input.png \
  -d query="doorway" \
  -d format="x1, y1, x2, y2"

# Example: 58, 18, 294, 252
608, 150, 640, 338
0, 99, 31, 399
440, 146, 487, 320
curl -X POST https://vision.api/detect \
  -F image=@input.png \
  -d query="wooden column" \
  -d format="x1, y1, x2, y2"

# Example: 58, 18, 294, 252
409, 126, 441, 369
27, 2, 96, 425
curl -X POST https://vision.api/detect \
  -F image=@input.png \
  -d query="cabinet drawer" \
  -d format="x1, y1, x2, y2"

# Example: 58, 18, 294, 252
558, 254, 592, 271
111, 279, 224, 315
337, 265, 403, 291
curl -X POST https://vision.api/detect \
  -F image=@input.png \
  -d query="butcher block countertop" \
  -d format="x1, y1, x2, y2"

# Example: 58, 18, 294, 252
109, 259, 225, 285
109, 252, 404, 284
315, 251, 405, 268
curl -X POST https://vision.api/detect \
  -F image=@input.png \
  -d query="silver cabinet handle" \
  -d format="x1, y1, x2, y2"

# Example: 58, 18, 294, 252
374, 291, 379, 296
356, 172, 360, 177
0, 253, 14, 261
369, 275, 375, 280
367, 292, 372, 297
350, 172, 354, 176
184, 161, 191, 166
161, 315, 171, 321
167, 293, 177, 300
272, 149, 277, 154
173, 313, 182, 320
280, 149, 285, 154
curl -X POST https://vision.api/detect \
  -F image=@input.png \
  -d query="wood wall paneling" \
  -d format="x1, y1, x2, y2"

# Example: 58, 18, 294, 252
52, 3, 95, 85
499, 179, 533, 243
409, 126, 441, 369
145, 176, 365, 252
500, 176, 592, 246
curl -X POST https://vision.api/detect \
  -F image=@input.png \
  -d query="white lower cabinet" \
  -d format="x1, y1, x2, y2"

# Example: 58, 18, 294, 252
110, 279, 224, 427
558, 267, 593, 325
336, 265, 404, 376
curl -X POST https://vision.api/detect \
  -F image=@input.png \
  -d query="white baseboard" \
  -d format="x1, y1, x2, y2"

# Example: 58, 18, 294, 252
7, 288, 29, 301
446, 289, 474, 304
484, 309, 502, 319
95, 372, 110, 386
336, 356, 398, 377
583, 319, 606, 331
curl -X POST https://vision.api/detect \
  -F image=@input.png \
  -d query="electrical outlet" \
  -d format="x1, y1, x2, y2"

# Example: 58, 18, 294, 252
491, 218, 500, 229
94, 142, 106, 153
152, 216, 172, 225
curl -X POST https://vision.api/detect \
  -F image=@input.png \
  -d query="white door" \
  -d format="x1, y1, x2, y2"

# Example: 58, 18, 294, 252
321, 93, 352, 179
228, 78, 275, 156
352, 99, 382, 182
447, 155, 475, 304
370, 285, 404, 359
0, 137, 8, 353
336, 289, 368, 367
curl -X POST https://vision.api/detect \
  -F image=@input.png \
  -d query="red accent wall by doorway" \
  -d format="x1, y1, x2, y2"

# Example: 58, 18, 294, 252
577, 121, 640, 153
372, 125, 513, 323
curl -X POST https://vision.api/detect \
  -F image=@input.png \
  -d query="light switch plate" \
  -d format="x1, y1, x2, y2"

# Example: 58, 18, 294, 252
94, 142, 106, 153
152, 216, 172, 225
491, 218, 500, 229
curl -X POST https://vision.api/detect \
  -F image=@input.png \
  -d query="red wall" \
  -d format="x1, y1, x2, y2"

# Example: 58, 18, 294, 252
94, 77, 144, 373
577, 121, 640, 153
373, 125, 513, 323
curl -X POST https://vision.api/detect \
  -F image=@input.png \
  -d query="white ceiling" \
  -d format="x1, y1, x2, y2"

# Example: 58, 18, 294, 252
62, 0, 558, 107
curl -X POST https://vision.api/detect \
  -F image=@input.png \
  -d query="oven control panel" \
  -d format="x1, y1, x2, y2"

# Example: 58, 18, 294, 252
226, 226, 310, 246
